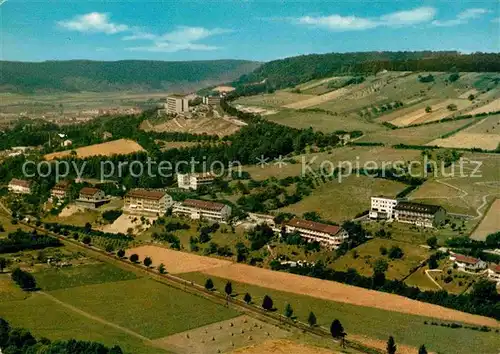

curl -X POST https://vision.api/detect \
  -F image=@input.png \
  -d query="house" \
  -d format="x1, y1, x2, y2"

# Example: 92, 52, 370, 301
394, 201, 446, 228
8, 179, 32, 195
173, 199, 231, 222
76, 187, 108, 209
449, 253, 488, 272
123, 189, 173, 215
177, 172, 215, 190
165, 94, 189, 115
284, 218, 349, 249
62, 139, 73, 147
487, 264, 500, 284
51, 180, 72, 200
203, 95, 221, 106
369, 196, 398, 220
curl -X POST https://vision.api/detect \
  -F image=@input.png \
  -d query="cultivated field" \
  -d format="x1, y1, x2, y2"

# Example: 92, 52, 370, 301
357, 117, 477, 145
234, 91, 315, 108
141, 116, 241, 137
470, 198, 500, 241
278, 175, 406, 222
331, 238, 430, 280
131, 246, 499, 328
283, 88, 351, 109
44, 139, 145, 160
467, 97, 500, 115
233, 339, 339, 354
428, 114, 500, 150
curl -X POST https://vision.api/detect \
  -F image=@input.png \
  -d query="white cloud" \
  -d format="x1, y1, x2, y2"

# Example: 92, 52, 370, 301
294, 7, 436, 31
58, 12, 128, 34
124, 26, 231, 53
432, 8, 489, 27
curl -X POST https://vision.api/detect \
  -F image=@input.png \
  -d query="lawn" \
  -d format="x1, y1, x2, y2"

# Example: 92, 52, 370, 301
330, 238, 430, 280
34, 263, 138, 291
49, 277, 240, 339
266, 109, 385, 133
0, 294, 166, 354
357, 118, 477, 145
279, 175, 407, 222
178, 272, 500, 354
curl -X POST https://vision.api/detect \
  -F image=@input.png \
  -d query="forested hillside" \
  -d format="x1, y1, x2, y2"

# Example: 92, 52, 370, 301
0, 59, 260, 93
234, 51, 500, 90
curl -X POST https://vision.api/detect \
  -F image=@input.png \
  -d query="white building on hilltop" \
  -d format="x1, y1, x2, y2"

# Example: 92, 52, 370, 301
284, 218, 349, 249
173, 199, 231, 222
124, 189, 173, 215
177, 172, 216, 190
369, 196, 398, 220
165, 94, 189, 115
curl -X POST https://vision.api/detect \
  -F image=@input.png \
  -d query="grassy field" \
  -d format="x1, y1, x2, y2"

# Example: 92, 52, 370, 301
357, 118, 478, 145
0, 294, 166, 354
266, 109, 385, 133
279, 175, 407, 222
330, 238, 430, 280
178, 272, 500, 354
34, 263, 138, 291
471, 198, 500, 241
49, 277, 240, 339
234, 91, 315, 108
0, 214, 31, 237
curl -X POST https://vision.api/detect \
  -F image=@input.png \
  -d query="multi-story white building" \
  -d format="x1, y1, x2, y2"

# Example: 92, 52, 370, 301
173, 199, 231, 222
8, 179, 32, 195
177, 172, 216, 190
487, 264, 500, 284
51, 180, 72, 200
165, 94, 189, 115
203, 95, 221, 106
394, 201, 446, 228
284, 218, 349, 249
449, 253, 488, 272
124, 189, 173, 215
369, 196, 398, 220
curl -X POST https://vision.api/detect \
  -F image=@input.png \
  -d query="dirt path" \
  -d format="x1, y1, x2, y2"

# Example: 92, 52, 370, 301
36, 291, 152, 342
425, 270, 443, 290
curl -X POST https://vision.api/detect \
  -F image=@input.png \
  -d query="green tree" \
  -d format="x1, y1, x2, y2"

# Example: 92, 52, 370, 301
105, 244, 114, 253
224, 281, 233, 296
426, 236, 438, 249
330, 319, 344, 338
425, 106, 432, 113
144, 257, 152, 268
117, 249, 125, 258
243, 292, 252, 304
388, 246, 404, 259
158, 263, 166, 274
387, 336, 397, 354
373, 258, 389, 273
307, 311, 317, 327
284, 303, 293, 318
262, 295, 273, 310
418, 344, 428, 354
129, 254, 139, 263
0, 258, 8, 273
11, 268, 37, 290
205, 278, 214, 290
82, 235, 91, 245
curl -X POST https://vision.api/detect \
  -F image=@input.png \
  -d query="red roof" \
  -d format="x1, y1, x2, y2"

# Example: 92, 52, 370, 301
453, 254, 479, 265
126, 189, 166, 200
9, 178, 31, 188
182, 199, 225, 211
53, 180, 71, 191
286, 218, 341, 235
79, 187, 101, 196
490, 264, 500, 273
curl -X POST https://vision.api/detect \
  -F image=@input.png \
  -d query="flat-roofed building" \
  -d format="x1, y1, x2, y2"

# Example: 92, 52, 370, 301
203, 95, 221, 106
124, 189, 173, 215
177, 172, 215, 190
369, 196, 398, 220
173, 199, 231, 222
165, 94, 189, 115
394, 201, 446, 228
51, 180, 72, 200
284, 218, 349, 249
8, 179, 32, 195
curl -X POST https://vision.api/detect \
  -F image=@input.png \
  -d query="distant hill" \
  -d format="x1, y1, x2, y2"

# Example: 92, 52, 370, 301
0, 59, 260, 93
233, 51, 500, 90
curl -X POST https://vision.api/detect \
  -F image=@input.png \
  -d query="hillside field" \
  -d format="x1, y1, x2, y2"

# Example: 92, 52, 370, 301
44, 138, 145, 160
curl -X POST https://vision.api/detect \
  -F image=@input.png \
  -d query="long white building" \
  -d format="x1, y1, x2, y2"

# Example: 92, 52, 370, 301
177, 172, 216, 190
173, 199, 231, 222
284, 218, 349, 249
369, 196, 398, 220
124, 189, 173, 216
165, 94, 189, 115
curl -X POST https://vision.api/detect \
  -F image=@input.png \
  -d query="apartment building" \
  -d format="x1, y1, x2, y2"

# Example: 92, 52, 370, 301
51, 180, 72, 200
76, 187, 109, 209
203, 95, 221, 106
450, 253, 488, 272
177, 172, 215, 190
369, 196, 398, 220
173, 199, 231, 222
284, 218, 349, 249
8, 179, 32, 195
394, 201, 446, 228
124, 189, 173, 215
165, 94, 189, 115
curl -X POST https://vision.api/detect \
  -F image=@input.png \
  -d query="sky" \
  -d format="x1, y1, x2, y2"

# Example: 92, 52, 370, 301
0, 0, 499, 62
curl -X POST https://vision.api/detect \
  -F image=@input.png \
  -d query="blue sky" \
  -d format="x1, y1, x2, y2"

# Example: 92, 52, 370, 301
1, 0, 499, 62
